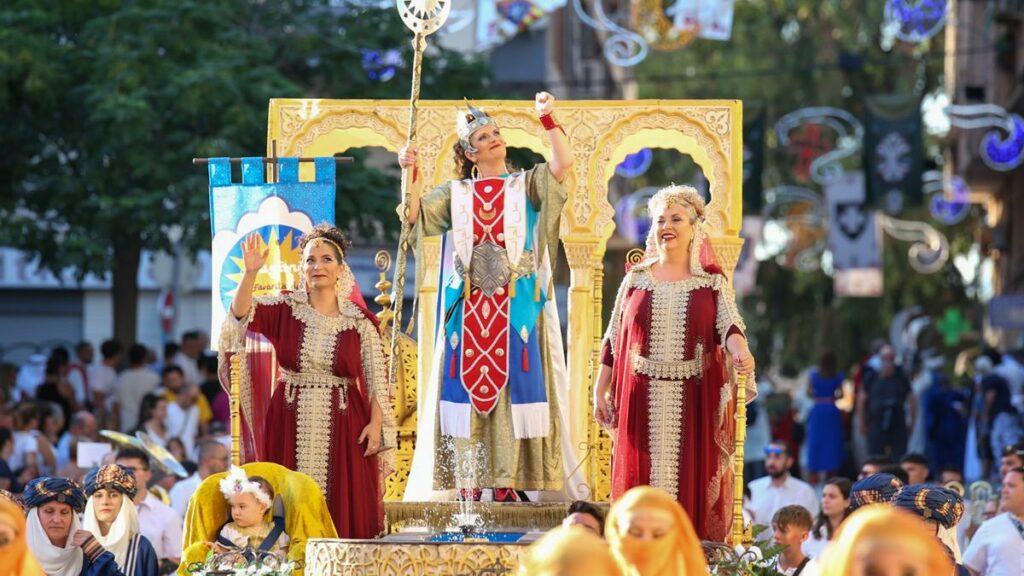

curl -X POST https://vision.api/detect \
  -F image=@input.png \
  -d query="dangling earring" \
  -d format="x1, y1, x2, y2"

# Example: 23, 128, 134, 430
471, 164, 480, 180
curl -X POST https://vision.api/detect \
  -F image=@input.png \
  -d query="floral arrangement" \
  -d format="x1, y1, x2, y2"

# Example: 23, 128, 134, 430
187, 550, 297, 576
704, 526, 787, 576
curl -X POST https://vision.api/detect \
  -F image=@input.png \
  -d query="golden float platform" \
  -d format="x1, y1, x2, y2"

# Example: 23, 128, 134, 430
306, 501, 608, 574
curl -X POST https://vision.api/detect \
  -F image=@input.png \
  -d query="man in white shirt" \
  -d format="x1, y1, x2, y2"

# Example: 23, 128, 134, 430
65, 341, 94, 407
171, 331, 205, 387
55, 411, 98, 470
748, 441, 819, 541
169, 440, 230, 517
116, 344, 160, 432
964, 467, 1024, 576
165, 381, 202, 457
116, 447, 183, 566
89, 339, 123, 428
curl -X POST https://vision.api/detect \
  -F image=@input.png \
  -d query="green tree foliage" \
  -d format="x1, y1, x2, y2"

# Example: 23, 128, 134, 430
0, 0, 490, 343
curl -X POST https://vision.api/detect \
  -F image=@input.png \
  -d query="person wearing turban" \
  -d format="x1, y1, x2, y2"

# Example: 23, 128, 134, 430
23, 477, 124, 576
0, 496, 46, 576
605, 486, 708, 575
82, 465, 158, 576
893, 484, 967, 574
819, 505, 953, 576
848, 473, 904, 511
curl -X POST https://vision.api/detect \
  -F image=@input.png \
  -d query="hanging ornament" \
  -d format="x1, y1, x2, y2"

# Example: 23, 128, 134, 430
882, 0, 947, 45
614, 187, 658, 244
360, 49, 402, 82
615, 149, 654, 179
761, 186, 827, 272
775, 107, 864, 185
946, 104, 1024, 172
923, 171, 970, 226
571, 0, 648, 67
878, 214, 949, 274
981, 113, 1024, 171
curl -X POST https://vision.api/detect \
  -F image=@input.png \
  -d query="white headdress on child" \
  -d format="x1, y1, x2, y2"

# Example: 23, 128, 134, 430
219, 466, 272, 509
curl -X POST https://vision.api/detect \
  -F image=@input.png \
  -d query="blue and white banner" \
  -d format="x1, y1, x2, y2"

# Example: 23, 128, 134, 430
208, 157, 336, 348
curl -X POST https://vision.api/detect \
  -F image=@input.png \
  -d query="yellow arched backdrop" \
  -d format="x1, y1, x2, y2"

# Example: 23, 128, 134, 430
266, 98, 744, 509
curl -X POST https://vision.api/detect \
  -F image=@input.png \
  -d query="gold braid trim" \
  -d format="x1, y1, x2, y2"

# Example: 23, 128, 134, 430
355, 318, 396, 478
713, 275, 746, 344
218, 294, 291, 446
601, 269, 634, 358
648, 379, 685, 499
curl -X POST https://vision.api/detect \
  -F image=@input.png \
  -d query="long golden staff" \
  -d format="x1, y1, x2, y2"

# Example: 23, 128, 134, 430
732, 372, 749, 544
389, 0, 451, 391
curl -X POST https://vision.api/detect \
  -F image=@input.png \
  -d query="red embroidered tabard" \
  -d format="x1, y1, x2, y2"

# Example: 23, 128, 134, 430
460, 178, 511, 414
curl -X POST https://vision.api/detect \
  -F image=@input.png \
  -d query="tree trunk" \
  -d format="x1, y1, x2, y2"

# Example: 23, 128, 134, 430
112, 240, 142, 347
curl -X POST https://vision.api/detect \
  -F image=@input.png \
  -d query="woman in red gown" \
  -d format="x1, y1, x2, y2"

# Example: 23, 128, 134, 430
593, 185, 755, 542
220, 224, 394, 538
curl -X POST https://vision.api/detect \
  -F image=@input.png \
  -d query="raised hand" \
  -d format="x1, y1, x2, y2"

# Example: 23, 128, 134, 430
535, 91, 555, 117
241, 233, 269, 273
398, 146, 419, 170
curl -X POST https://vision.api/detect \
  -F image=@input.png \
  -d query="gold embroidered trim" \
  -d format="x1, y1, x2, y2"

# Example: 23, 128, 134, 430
713, 275, 746, 344
218, 294, 291, 439
279, 367, 353, 409
355, 318, 396, 476
632, 343, 705, 380
601, 269, 634, 356
288, 299, 357, 490
295, 386, 334, 492
648, 379, 684, 499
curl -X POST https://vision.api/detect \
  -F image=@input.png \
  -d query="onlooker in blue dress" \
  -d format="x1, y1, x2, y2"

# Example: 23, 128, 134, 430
806, 351, 845, 484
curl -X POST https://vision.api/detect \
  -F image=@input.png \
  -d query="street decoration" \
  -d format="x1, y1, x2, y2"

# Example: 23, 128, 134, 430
761, 185, 827, 272
864, 94, 923, 213
361, 49, 402, 82
923, 171, 970, 226
946, 104, 1024, 172
775, 107, 864, 185
882, 0, 947, 44
936, 308, 971, 346
878, 213, 949, 274
615, 148, 653, 178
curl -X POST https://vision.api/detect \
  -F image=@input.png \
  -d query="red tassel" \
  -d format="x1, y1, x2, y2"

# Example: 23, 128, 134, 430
449, 351, 457, 378
522, 346, 529, 373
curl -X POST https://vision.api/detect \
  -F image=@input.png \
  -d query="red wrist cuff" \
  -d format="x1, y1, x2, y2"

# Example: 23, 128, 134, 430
540, 113, 559, 131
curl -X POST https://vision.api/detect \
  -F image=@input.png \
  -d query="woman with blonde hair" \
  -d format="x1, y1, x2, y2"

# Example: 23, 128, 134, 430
605, 486, 708, 575
595, 184, 755, 541
819, 505, 954, 576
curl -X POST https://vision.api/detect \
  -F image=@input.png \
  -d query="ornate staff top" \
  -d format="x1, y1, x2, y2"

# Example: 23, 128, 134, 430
396, 0, 451, 35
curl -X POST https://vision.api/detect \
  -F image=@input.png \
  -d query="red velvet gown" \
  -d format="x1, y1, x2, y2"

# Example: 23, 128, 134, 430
600, 256, 746, 542
232, 291, 387, 539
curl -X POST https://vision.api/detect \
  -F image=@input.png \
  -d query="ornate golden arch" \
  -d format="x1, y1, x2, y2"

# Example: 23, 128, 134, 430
267, 99, 745, 539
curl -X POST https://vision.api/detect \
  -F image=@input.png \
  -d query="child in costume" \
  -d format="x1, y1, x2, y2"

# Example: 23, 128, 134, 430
214, 467, 289, 559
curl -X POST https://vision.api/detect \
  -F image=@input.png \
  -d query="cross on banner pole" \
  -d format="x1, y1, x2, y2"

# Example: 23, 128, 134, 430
389, 0, 451, 407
